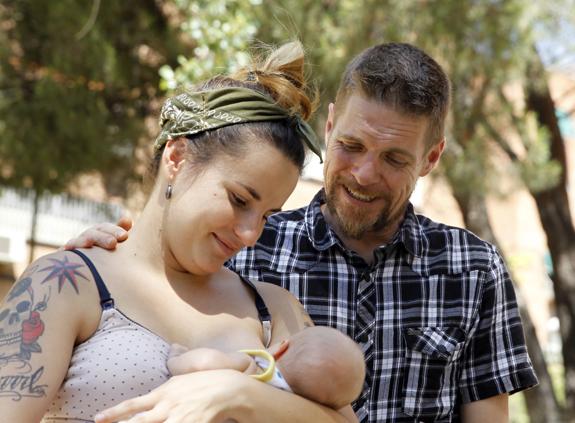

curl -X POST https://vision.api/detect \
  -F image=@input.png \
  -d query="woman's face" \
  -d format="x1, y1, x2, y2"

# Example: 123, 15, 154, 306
164, 140, 300, 275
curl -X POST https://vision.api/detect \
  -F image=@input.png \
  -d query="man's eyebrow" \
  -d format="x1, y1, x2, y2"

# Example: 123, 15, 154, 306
339, 134, 417, 161
338, 134, 363, 143
386, 147, 416, 161
238, 182, 261, 201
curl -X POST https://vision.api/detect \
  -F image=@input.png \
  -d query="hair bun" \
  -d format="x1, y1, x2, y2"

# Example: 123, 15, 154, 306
236, 41, 317, 121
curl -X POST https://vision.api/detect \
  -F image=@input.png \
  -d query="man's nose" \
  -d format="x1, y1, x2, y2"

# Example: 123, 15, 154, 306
350, 156, 380, 185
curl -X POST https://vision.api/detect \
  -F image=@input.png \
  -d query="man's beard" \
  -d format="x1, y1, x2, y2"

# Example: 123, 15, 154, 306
325, 182, 395, 240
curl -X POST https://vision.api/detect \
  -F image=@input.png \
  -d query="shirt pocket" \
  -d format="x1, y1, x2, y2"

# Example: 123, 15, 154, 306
402, 326, 466, 421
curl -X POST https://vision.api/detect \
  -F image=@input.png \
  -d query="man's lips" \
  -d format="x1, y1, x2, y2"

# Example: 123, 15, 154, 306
342, 184, 378, 203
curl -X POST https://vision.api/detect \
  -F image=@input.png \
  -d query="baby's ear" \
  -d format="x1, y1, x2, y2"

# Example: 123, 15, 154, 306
269, 339, 290, 360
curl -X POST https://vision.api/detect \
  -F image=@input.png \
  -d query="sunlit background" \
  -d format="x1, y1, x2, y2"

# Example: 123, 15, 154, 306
0, 1, 574, 421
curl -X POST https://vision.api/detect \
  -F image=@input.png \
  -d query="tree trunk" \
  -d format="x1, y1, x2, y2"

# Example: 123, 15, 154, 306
520, 299, 564, 423
452, 190, 563, 422
526, 54, 575, 420
28, 190, 40, 264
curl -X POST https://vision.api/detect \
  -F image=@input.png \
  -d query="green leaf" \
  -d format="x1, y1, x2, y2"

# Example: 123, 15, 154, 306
7, 277, 32, 301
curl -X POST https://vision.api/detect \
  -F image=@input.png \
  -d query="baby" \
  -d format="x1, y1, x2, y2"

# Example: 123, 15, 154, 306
168, 326, 366, 409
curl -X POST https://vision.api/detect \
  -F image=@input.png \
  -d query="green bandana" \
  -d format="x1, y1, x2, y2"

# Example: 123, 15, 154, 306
154, 87, 323, 162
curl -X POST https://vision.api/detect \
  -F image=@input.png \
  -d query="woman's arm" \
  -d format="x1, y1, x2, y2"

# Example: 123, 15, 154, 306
94, 368, 356, 423
0, 251, 99, 421
95, 284, 358, 423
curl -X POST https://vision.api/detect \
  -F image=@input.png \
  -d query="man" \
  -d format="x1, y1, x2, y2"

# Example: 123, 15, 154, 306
68, 43, 537, 422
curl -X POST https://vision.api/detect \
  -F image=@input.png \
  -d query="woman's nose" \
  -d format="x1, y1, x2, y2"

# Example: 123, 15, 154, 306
235, 216, 263, 247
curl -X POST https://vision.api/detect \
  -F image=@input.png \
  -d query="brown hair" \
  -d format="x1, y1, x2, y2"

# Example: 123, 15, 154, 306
149, 41, 317, 177
335, 43, 450, 147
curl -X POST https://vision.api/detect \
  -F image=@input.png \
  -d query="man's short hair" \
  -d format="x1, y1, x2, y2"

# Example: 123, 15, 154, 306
335, 43, 451, 147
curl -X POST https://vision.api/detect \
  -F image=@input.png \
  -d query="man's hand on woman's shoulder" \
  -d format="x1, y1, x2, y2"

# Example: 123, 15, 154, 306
63, 216, 133, 251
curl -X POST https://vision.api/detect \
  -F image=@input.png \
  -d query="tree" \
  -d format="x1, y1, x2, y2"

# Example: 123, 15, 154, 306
523, 58, 575, 417
247, 1, 573, 420
486, 49, 575, 421
52, 0, 575, 420
0, 0, 185, 261
158, 0, 260, 90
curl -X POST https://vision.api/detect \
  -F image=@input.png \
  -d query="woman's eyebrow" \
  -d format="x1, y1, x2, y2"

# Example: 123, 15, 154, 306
237, 182, 261, 201
237, 182, 282, 213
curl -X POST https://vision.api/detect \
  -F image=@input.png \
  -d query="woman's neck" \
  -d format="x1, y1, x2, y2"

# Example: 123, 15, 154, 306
120, 192, 213, 285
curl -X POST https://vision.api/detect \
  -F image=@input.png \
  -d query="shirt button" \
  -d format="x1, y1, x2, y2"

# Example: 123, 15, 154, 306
357, 333, 369, 343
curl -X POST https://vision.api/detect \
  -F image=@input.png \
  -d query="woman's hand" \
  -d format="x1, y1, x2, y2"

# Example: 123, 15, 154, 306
93, 369, 354, 423
93, 370, 256, 423
63, 216, 133, 250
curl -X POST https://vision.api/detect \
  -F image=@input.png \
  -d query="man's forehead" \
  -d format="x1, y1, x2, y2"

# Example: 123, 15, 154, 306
338, 93, 426, 122
335, 96, 427, 137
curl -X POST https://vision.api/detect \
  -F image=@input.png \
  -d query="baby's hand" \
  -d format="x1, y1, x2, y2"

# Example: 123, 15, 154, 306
168, 343, 190, 360
167, 343, 191, 375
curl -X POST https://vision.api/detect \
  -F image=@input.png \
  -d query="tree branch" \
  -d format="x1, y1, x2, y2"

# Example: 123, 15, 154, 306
75, 0, 101, 40
481, 118, 520, 162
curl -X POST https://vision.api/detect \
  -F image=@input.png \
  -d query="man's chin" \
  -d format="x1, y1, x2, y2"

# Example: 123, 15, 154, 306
326, 196, 385, 237
335, 213, 377, 239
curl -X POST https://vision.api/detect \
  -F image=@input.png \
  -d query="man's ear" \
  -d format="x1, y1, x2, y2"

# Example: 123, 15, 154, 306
324, 103, 336, 146
420, 138, 446, 177
163, 138, 187, 178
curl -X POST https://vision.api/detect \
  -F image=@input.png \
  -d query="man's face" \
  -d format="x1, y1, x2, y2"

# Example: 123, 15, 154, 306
322, 93, 444, 240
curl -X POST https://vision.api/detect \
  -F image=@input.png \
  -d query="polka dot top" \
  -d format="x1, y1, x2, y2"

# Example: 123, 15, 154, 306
42, 250, 171, 422
41, 249, 272, 422
42, 306, 170, 422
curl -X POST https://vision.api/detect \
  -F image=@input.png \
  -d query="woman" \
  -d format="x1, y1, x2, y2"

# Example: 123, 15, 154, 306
0, 42, 357, 422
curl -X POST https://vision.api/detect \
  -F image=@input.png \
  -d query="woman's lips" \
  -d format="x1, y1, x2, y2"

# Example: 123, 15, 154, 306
213, 233, 239, 256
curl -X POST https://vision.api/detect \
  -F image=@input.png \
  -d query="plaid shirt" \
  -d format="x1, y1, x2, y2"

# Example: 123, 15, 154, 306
228, 190, 537, 422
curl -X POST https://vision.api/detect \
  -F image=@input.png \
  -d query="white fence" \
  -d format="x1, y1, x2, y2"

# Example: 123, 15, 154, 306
0, 188, 123, 263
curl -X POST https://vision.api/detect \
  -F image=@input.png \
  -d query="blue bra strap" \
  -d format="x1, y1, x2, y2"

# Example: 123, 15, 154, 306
69, 249, 115, 310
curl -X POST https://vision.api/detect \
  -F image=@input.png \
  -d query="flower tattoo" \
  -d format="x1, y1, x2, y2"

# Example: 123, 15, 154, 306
0, 273, 49, 361
0, 256, 88, 400
21, 311, 45, 346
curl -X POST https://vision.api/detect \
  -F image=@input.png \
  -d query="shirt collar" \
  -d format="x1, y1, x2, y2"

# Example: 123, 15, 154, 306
391, 203, 426, 258
304, 189, 426, 257
304, 189, 341, 251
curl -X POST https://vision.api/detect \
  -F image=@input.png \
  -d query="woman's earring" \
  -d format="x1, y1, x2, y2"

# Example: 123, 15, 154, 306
165, 184, 173, 200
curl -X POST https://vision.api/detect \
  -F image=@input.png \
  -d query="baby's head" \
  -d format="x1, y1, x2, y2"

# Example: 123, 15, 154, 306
274, 326, 365, 409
